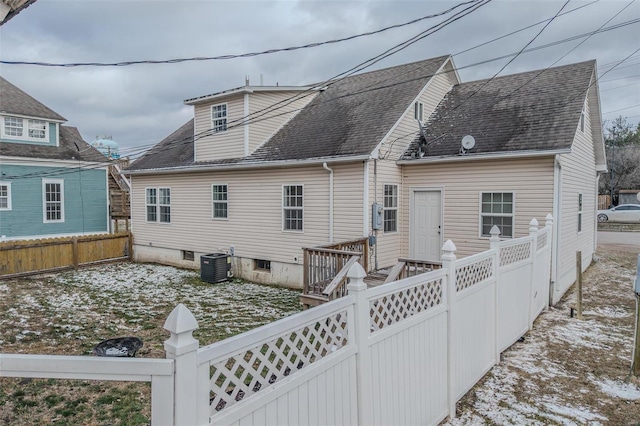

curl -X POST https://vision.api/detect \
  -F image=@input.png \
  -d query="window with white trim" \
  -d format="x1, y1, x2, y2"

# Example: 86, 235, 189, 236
383, 184, 398, 233
0, 182, 11, 210
578, 193, 583, 233
212, 184, 228, 219
480, 192, 514, 237
146, 187, 171, 223
43, 179, 64, 222
211, 103, 228, 133
580, 110, 585, 132
3, 116, 48, 141
414, 101, 424, 122
283, 185, 303, 231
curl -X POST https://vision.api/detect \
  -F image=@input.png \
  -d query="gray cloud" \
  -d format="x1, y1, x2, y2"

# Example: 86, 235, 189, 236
1, 0, 638, 154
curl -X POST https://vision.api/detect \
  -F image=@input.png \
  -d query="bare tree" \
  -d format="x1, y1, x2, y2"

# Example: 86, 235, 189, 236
599, 116, 640, 204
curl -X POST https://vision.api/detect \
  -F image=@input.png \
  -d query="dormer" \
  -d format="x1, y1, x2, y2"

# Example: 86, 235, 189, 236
0, 76, 67, 148
184, 85, 318, 162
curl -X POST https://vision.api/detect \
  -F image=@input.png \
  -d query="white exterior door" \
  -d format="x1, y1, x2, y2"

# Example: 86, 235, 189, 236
410, 190, 442, 261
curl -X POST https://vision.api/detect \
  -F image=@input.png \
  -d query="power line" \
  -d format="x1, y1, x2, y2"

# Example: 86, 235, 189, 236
0, 1, 483, 68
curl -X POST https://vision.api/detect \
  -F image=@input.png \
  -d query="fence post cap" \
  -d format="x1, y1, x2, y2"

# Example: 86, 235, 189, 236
346, 262, 367, 292
529, 218, 539, 233
442, 239, 457, 253
545, 213, 554, 226
489, 225, 501, 241
164, 303, 199, 335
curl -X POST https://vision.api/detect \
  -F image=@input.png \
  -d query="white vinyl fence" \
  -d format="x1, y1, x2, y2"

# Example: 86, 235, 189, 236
0, 216, 553, 426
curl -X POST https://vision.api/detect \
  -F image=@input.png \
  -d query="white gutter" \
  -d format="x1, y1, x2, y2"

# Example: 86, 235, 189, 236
397, 148, 571, 165
126, 154, 370, 176
363, 160, 369, 237
184, 86, 315, 105
323, 162, 334, 244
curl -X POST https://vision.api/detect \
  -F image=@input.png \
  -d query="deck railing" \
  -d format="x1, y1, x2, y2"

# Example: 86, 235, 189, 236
384, 257, 442, 284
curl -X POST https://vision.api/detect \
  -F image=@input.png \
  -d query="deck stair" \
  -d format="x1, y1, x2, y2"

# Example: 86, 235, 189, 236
300, 238, 441, 309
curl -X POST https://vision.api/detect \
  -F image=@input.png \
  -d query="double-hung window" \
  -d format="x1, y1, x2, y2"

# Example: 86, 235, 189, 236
0, 182, 12, 210
146, 187, 171, 223
211, 103, 228, 133
383, 184, 398, 233
480, 192, 514, 237
3, 116, 48, 141
212, 184, 228, 219
43, 179, 64, 222
283, 185, 303, 232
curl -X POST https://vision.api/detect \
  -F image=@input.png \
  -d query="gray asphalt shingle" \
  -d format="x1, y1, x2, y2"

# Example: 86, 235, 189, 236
0, 76, 66, 121
401, 60, 596, 160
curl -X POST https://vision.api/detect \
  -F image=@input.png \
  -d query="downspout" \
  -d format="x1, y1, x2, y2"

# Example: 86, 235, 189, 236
363, 160, 369, 238
374, 159, 378, 271
323, 162, 334, 244
551, 155, 562, 304
594, 174, 600, 251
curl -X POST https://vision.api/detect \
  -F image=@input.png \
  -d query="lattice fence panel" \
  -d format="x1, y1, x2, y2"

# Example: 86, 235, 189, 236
208, 310, 349, 414
369, 278, 443, 332
455, 257, 494, 292
537, 232, 548, 251
499, 241, 532, 267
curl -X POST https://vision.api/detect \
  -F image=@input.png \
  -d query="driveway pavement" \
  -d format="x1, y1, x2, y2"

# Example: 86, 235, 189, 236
597, 231, 640, 251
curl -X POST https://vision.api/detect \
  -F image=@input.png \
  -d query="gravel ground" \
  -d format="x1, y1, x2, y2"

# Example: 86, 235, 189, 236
443, 243, 640, 425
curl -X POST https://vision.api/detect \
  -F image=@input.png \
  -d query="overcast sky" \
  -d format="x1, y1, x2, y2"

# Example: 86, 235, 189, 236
1, 0, 639, 157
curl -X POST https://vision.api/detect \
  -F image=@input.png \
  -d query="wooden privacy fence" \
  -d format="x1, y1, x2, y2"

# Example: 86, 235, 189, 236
0, 233, 132, 278
0, 216, 553, 425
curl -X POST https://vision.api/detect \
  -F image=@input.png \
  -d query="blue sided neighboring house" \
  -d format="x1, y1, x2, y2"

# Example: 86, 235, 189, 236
0, 76, 109, 240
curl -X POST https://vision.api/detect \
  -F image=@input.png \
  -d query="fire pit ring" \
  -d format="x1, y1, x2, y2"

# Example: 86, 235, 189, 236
93, 337, 143, 357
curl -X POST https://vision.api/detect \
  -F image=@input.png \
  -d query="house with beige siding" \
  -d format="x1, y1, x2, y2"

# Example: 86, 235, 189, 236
126, 56, 605, 303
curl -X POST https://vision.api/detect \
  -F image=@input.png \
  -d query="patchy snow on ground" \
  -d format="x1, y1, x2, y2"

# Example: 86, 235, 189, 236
443, 249, 640, 425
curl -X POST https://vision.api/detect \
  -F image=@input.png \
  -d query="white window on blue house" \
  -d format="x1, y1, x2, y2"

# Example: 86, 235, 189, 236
146, 187, 171, 223
0, 182, 11, 210
212, 184, 228, 219
43, 179, 64, 222
283, 185, 303, 232
3, 116, 48, 142
480, 192, 514, 238
211, 103, 228, 133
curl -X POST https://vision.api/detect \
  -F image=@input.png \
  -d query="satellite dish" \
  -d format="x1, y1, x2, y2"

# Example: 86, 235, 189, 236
461, 135, 476, 151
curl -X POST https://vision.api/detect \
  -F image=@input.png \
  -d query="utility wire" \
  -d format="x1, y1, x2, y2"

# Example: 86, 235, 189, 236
8, 5, 639, 180
0, 0, 482, 67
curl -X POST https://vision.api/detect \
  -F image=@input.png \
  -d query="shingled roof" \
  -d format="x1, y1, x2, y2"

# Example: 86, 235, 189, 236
0, 125, 106, 162
401, 60, 596, 160
0, 76, 66, 121
127, 55, 450, 171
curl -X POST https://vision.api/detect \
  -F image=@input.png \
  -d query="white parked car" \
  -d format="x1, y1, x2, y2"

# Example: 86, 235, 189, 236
597, 204, 640, 223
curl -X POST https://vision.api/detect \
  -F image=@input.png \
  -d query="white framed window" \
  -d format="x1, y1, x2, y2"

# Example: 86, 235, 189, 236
0, 182, 12, 210
383, 184, 398, 233
577, 193, 583, 233
146, 187, 171, 223
414, 101, 424, 122
211, 103, 228, 133
43, 179, 64, 222
480, 192, 514, 238
580, 110, 585, 132
2, 116, 48, 141
212, 184, 228, 219
283, 185, 303, 232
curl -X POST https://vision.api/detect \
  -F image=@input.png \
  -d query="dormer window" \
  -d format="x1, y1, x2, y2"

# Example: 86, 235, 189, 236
211, 103, 228, 133
2, 116, 48, 142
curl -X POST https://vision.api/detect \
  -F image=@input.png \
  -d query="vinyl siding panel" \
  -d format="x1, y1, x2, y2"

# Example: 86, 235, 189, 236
369, 62, 458, 268
130, 162, 364, 270
248, 91, 317, 153
555, 90, 597, 298
194, 97, 244, 161
0, 163, 108, 238
401, 157, 555, 259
